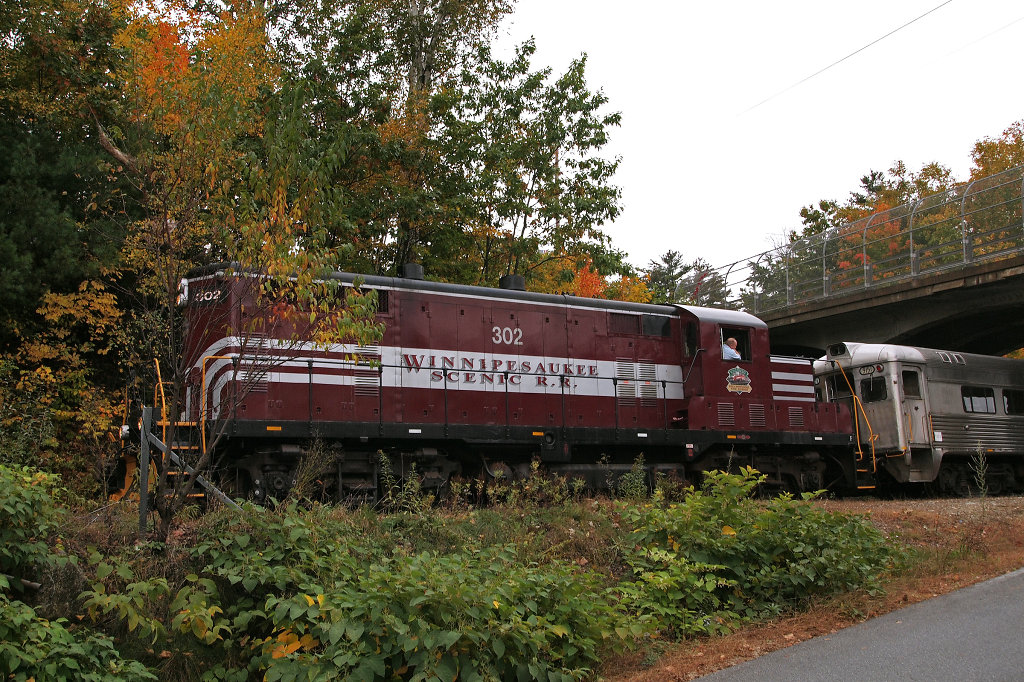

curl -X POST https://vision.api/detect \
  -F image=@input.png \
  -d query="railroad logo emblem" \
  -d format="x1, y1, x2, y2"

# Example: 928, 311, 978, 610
726, 366, 752, 394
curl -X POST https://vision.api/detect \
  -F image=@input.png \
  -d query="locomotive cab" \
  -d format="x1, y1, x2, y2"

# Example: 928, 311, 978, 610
816, 342, 938, 483
672, 306, 774, 429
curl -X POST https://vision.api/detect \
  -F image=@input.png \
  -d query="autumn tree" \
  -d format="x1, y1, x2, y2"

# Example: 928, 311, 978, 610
262, 1, 621, 285
435, 41, 622, 284
971, 120, 1024, 177
965, 121, 1024, 252
0, 0, 140, 490
93, 1, 383, 537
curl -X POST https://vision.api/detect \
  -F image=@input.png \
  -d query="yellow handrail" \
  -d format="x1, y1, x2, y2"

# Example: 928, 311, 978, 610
835, 362, 879, 474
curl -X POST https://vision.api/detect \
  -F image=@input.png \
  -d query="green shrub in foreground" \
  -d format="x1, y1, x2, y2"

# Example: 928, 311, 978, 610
618, 467, 896, 638
174, 503, 624, 681
0, 464, 154, 681
0, 593, 156, 681
0, 465, 66, 582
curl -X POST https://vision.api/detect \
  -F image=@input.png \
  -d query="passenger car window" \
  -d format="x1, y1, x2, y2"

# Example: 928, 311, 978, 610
961, 386, 996, 414
860, 376, 887, 403
901, 370, 921, 399
1004, 389, 1024, 415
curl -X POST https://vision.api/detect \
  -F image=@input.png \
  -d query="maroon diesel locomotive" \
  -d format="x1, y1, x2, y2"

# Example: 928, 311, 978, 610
175, 265, 855, 501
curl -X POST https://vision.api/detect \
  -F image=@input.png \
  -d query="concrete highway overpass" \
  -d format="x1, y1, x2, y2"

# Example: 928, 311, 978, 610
761, 253, 1024, 358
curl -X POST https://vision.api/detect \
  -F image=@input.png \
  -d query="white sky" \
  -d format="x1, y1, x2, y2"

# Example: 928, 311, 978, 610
495, 1, 1024, 272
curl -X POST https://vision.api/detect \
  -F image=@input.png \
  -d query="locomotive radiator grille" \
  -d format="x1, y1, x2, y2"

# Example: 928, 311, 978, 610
238, 363, 268, 393
717, 402, 735, 426
638, 362, 659, 407
788, 406, 805, 428
616, 358, 636, 405
749, 403, 766, 427
354, 346, 381, 397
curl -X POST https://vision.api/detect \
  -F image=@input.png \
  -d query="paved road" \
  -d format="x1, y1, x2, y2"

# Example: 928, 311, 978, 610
699, 567, 1024, 682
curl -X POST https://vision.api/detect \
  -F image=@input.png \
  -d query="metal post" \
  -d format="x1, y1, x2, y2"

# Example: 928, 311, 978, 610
908, 198, 920, 275
661, 380, 668, 432
138, 407, 152, 539
504, 371, 510, 439
862, 220, 870, 287
560, 375, 566, 443
785, 251, 792, 305
612, 377, 619, 437
307, 360, 313, 428
377, 363, 384, 436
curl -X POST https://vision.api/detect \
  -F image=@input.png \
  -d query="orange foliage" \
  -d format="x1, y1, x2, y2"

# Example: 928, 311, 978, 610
570, 259, 605, 298
561, 259, 653, 303
113, 0, 274, 168
606, 275, 653, 304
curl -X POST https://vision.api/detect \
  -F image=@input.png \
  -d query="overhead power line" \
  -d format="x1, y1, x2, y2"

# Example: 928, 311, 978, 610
946, 13, 1024, 57
741, 0, 954, 114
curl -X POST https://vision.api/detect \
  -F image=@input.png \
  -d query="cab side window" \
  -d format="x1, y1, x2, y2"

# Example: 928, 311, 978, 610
720, 327, 750, 361
1003, 389, 1024, 415
682, 322, 699, 357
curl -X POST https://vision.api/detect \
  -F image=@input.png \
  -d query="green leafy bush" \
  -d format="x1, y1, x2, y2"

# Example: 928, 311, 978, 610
0, 464, 154, 680
0, 593, 156, 681
618, 467, 896, 637
172, 502, 623, 680
0, 465, 66, 584
616, 454, 649, 500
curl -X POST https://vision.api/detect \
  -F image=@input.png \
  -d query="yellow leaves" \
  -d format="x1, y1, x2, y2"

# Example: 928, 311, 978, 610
549, 624, 570, 638
605, 275, 653, 304
270, 631, 301, 659
269, 629, 321, 659
492, 600, 501, 609
721, 525, 737, 536
191, 616, 209, 640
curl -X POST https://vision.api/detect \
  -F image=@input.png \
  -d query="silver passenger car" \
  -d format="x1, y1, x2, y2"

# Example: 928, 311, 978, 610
814, 342, 1024, 494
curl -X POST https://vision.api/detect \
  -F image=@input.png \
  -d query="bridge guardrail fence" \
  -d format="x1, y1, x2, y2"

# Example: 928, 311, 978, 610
687, 164, 1024, 316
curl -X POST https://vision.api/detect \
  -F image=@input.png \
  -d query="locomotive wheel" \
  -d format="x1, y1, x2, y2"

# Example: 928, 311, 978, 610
949, 467, 974, 498
488, 461, 514, 482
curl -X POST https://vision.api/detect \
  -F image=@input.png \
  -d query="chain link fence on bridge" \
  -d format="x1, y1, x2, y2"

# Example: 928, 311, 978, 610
683, 164, 1024, 315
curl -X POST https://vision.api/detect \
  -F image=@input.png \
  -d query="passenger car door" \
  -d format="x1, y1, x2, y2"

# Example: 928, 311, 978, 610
900, 367, 930, 448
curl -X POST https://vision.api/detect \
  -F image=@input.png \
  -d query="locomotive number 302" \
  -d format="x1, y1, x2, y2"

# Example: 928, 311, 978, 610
491, 326, 524, 346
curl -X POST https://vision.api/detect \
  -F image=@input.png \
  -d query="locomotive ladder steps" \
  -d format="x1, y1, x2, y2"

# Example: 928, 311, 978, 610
163, 469, 207, 499
158, 420, 207, 499
854, 466, 877, 491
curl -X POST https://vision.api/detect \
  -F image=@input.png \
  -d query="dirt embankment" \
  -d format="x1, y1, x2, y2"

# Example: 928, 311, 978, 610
603, 496, 1024, 682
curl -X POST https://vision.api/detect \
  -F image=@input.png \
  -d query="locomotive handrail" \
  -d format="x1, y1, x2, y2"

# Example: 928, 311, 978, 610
832, 361, 879, 477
